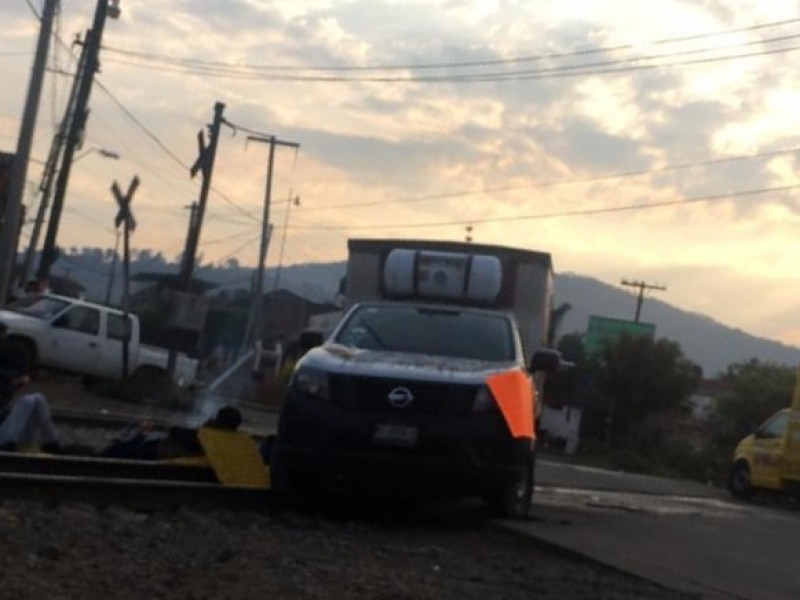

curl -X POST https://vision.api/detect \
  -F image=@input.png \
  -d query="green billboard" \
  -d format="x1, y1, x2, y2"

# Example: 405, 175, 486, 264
584, 315, 656, 356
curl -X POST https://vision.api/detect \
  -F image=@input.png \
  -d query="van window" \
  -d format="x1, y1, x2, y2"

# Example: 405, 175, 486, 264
759, 411, 789, 439
107, 313, 132, 341
54, 306, 100, 335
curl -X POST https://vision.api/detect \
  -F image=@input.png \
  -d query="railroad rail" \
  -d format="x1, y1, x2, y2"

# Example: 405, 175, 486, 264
51, 407, 275, 439
0, 450, 275, 510
0, 471, 274, 510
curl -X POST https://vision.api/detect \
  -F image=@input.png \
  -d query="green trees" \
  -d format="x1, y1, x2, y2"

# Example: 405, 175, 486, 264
717, 359, 795, 442
595, 334, 702, 447
557, 332, 701, 450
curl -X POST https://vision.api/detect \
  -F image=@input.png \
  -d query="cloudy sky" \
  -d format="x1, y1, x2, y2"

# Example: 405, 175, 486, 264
2, 0, 800, 347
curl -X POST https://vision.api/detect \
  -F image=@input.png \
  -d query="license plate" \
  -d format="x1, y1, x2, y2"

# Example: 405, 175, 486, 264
373, 424, 419, 447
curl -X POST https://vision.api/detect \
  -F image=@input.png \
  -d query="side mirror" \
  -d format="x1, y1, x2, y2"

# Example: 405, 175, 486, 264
299, 330, 324, 353
529, 349, 561, 374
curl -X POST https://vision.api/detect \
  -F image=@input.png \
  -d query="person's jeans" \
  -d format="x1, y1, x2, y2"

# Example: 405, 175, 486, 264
0, 392, 59, 447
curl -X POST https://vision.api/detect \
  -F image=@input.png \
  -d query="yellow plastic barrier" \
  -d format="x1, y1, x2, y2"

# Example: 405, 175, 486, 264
196, 428, 270, 489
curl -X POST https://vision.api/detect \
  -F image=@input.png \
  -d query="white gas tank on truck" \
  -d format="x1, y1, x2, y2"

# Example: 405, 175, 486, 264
272, 239, 560, 518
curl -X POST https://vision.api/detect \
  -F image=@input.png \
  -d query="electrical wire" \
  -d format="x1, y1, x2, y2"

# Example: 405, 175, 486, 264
303, 145, 800, 212
283, 184, 800, 231
92, 79, 261, 223
101, 17, 800, 73
101, 43, 800, 83
23, 0, 39, 18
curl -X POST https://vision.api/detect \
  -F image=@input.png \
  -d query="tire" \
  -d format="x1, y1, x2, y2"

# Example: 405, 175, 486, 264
268, 440, 289, 493
125, 366, 175, 406
486, 446, 535, 519
728, 460, 755, 500
6, 337, 37, 376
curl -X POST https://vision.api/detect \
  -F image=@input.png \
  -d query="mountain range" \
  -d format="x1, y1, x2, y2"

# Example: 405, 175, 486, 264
51, 252, 800, 377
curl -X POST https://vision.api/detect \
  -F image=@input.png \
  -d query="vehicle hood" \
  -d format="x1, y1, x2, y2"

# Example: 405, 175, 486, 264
298, 343, 520, 384
0, 309, 45, 331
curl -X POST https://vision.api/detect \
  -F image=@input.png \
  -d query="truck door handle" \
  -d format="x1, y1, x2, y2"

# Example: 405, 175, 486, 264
88, 342, 98, 348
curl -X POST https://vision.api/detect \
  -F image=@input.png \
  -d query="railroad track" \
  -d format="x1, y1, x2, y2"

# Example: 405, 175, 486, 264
51, 407, 274, 439
0, 451, 275, 510
2, 406, 277, 511
52, 408, 172, 431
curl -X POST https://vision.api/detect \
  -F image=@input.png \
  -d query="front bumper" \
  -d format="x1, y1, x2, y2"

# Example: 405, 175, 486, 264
276, 389, 532, 495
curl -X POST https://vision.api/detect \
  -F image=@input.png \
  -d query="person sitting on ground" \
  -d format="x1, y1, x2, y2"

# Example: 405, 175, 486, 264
102, 405, 243, 461
0, 321, 61, 453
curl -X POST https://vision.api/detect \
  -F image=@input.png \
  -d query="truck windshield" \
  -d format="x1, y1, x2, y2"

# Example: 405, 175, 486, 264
335, 305, 515, 361
10, 296, 70, 320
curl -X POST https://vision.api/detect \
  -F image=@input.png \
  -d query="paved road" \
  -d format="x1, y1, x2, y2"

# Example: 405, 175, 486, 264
511, 457, 800, 600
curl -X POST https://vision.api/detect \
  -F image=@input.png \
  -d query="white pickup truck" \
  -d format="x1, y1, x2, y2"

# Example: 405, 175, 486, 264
0, 293, 198, 398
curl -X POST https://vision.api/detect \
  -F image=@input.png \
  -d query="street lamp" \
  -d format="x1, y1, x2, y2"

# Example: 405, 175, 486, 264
18, 146, 120, 288
73, 146, 120, 162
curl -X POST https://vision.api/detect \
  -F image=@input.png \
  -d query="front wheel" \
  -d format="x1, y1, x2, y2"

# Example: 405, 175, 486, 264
124, 366, 177, 407
728, 460, 755, 499
486, 446, 535, 519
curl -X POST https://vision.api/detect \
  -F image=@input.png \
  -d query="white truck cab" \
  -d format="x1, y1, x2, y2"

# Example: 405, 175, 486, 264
0, 293, 198, 390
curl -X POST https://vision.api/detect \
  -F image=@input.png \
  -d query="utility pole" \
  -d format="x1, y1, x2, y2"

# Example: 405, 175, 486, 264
178, 201, 199, 279
111, 175, 138, 379
104, 229, 120, 305
178, 103, 225, 287
18, 32, 89, 290
37, 0, 120, 283
166, 102, 225, 378
0, 0, 58, 304
241, 134, 299, 353
621, 279, 667, 323
273, 193, 300, 291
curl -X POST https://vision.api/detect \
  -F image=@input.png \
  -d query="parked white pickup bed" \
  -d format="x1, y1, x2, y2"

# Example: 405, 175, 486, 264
0, 293, 198, 392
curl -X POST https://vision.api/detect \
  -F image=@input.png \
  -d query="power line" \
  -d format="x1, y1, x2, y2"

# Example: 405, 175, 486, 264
284, 184, 800, 231
36, 27, 260, 225
302, 144, 800, 212
101, 17, 800, 73
23, 0, 40, 18
92, 79, 260, 223
216, 232, 262, 264
101, 42, 800, 83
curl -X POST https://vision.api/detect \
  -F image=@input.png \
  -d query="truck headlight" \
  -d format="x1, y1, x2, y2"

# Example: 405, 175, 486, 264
292, 367, 330, 401
472, 385, 495, 412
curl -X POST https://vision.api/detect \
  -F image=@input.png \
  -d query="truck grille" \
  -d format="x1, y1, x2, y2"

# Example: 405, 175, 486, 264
328, 374, 477, 415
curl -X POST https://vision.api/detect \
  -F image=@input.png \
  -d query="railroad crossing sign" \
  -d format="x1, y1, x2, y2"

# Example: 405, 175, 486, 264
112, 175, 139, 231
110, 175, 139, 380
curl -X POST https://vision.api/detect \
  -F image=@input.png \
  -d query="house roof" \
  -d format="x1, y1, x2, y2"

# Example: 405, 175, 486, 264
46, 275, 85, 297
131, 272, 218, 292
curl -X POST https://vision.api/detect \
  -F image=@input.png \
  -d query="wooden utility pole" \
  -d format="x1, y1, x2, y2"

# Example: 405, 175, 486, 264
241, 134, 299, 354
0, 0, 58, 303
112, 175, 138, 379
104, 229, 120, 305
167, 102, 225, 378
38, 0, 119, 282
19, 34, 86, 290
621, 279, 667, 323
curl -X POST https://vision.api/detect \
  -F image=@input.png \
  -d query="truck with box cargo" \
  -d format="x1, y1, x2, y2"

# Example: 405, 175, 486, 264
272, 239, 560, 517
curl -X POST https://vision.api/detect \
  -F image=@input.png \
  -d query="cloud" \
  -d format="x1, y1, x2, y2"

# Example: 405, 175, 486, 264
4, 0, 800, 348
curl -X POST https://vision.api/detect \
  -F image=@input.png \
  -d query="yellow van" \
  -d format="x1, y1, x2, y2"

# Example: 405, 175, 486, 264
728, 371, 800, 498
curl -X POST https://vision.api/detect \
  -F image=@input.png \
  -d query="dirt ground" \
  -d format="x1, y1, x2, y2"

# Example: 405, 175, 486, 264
1, 374, 692, 600
0, 498, 693, 600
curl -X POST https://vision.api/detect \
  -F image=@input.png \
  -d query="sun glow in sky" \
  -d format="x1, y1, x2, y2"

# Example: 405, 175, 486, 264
2, 0, 800, 347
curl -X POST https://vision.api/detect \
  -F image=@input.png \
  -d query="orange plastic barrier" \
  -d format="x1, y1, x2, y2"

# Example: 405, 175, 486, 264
486, 369, 535, 439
